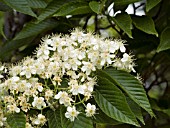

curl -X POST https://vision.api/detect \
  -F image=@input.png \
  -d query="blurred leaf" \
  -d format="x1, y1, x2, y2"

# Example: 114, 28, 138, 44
146, 0, 161, 12
151, 99, 170, 117
0, 17, 7, 39
54, 2, 92, 16
2, 0, 37, 17
94, 109, 123, 125
94, 76, 139, 126
113, 0, 141, 5
97, 68, 155, 117
112, 13, 133, 38
37, 0, 73, 22
157, 27, 170, 52
26, 0, 48, 9
132, 16, 158, 36
162, 109, 170, 117
7, 112, 26, 128
150, 99, 162, 111
89, 1, 102, 14
126, 97, 145, 125
0, 36, 36, 61
0, 2, 12, 11
14, 19, 59, 40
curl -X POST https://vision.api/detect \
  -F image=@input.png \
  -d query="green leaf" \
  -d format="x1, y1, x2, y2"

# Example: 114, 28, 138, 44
0, 2, 12, 12
0, 17, 7, 39
112, 13, 133, 38
14, 19, 58, 40
2, 0, 36, 17
150, 99, 170, 117
94, 76, 139, 126
132, 16, 158, 36
47, 106, 73, 128
146, 0, 161, 12
54, 2, 92, 16
47, 106, 93, 128
0, 36, 36, 61
61, 78, 69, 88
89, 1, 102, 14
126, 97, 145, 124
37, 0, 73, 22
94, 109, 123, 125
73, 113, 93, 128
157, 27, 170, 52
26, 0, 48, 9
113, 0, 141, 5
114, 4, 128, 12
162, 109, 170, 117
7, 112, 26, 128
97, 68, 154, 117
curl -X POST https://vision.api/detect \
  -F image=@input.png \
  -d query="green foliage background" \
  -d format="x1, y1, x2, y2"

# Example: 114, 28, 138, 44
0, 0, 170, 127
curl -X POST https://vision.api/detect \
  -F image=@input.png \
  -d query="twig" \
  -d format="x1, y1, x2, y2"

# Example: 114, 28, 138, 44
83, 15, 91, 30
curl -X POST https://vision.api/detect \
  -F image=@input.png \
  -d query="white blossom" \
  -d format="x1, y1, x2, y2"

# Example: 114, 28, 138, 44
32, 97, 46, 109
7, 104, 20, 113
33, 114, 46, 125
85, 103, 96, 117
0, 28, 136, 126
54, 91, 73, 106
65, 106, 79, 121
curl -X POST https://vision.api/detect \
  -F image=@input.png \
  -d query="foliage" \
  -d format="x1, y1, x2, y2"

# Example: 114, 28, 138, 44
0, 0, 169, 128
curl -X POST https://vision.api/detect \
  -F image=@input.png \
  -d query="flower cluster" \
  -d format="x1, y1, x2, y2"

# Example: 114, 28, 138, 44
0, 29, 135, 127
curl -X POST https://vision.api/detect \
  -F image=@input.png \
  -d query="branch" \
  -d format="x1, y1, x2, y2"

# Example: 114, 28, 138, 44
83, 15, 91, 30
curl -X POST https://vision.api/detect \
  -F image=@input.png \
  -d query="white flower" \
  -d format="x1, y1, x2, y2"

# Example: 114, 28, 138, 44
54, 91, 67, 101
81, 61, 96, 75
45, 90, 53, 100
18, 80, 31, 92
68, 79, 86, 95
54, 91, 73, 106
100, 52, 115, 66
77, 50, 86, 60
32, 97, 46, 109
35, 83, 43, 92
36, 44, 50, 59
109, 41, 117, 53
11, 76, 20, 82
115, 40, 126, 53
20, 66, 36, 79
85, 78, 96, 92
7, 104, 20, 113
68, 58, 81, 71
26, 122, 33, 128
67, 71, 79, 79
32, 60, 45, 75
85, 103, 96, 117
9, 65, 21, 76
65, 106, 79, 121
34, 114, 46, 125
120, 45, 126, 53
121, 53, 136, 72
87, 50, 99, 63
121, 53, 130, 62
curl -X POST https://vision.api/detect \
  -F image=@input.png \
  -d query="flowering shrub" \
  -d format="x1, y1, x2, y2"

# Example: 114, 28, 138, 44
0, 29, 153, 128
